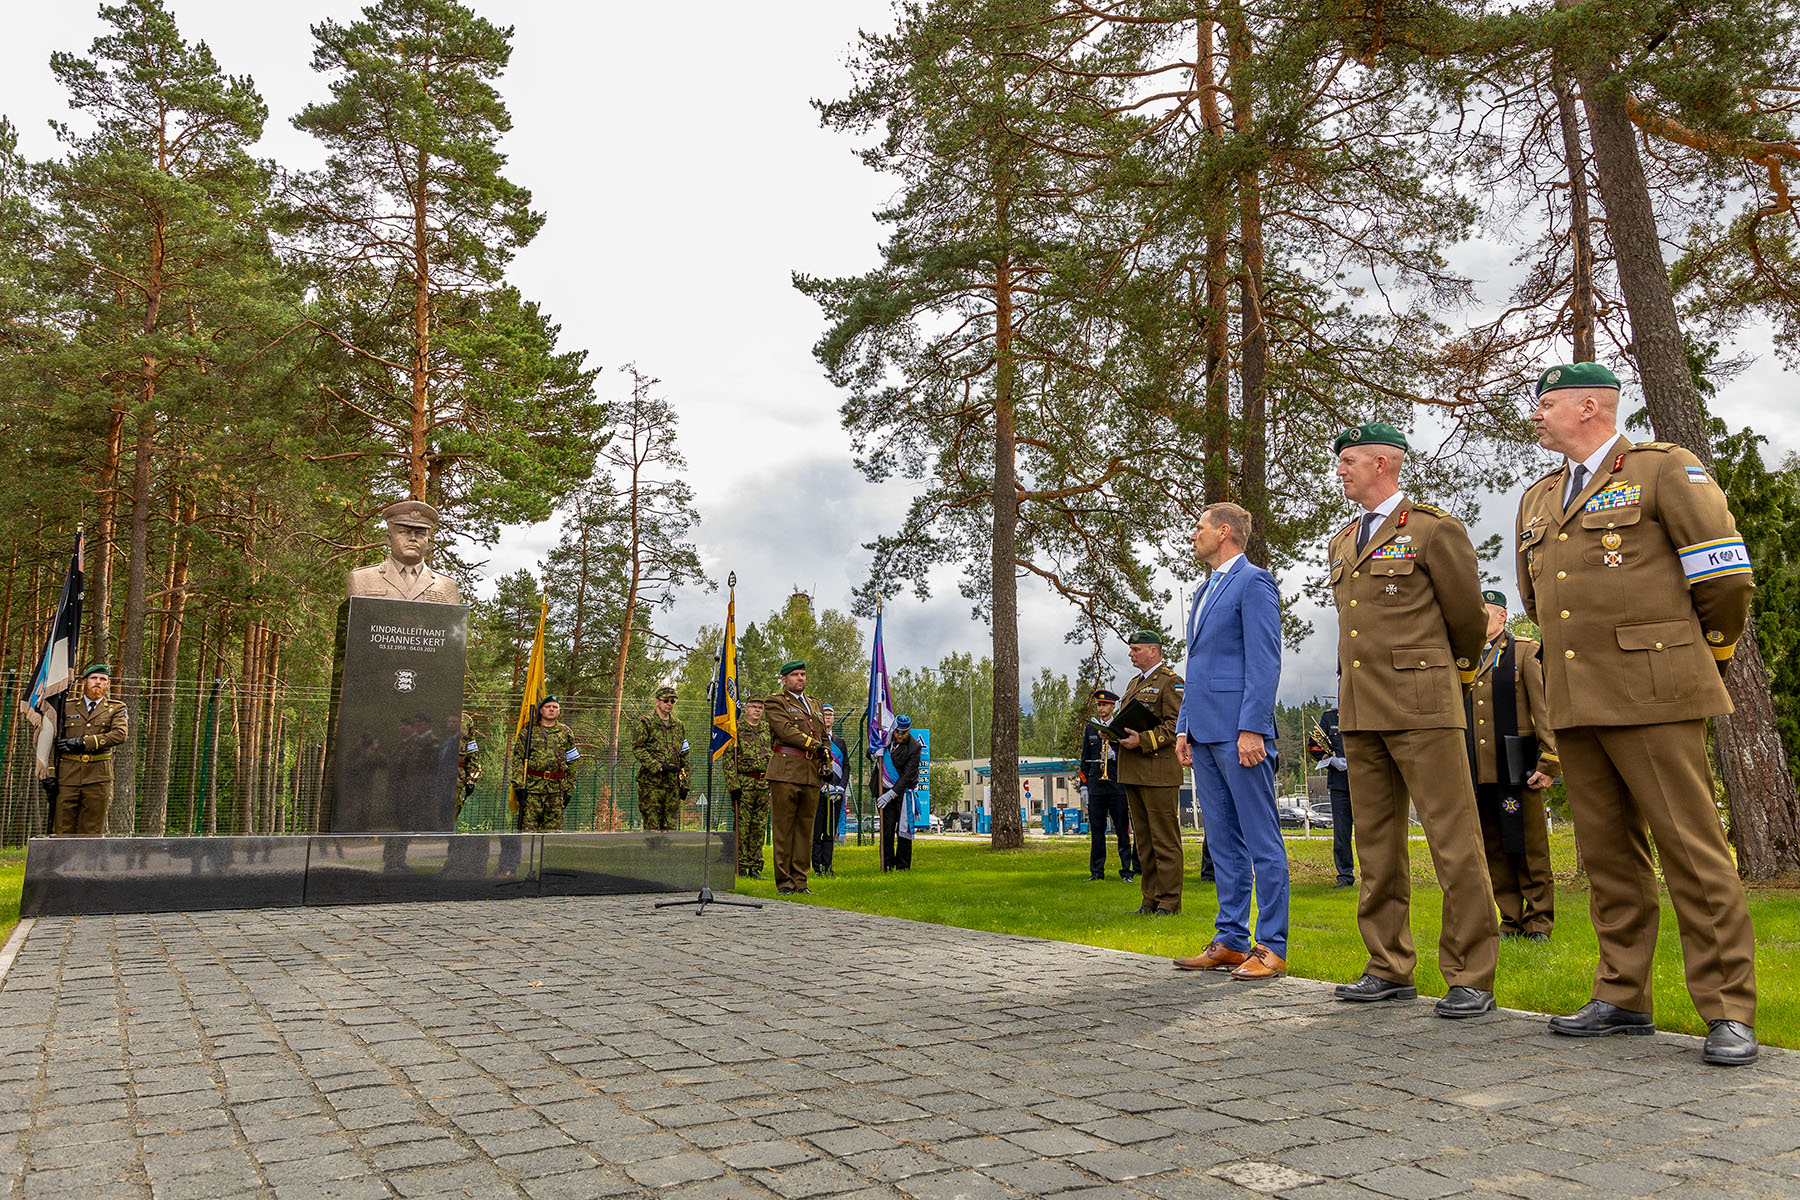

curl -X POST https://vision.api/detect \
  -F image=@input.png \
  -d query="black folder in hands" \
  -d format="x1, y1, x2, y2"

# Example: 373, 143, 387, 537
1089, 697, 1160, 741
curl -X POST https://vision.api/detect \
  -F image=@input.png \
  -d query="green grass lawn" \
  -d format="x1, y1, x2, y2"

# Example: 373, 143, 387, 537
0, 850, 25, 946
737, 831, 1800, 1048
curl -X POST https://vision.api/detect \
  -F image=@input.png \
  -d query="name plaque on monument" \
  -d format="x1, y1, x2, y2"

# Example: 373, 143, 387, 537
325, 596, 469, 833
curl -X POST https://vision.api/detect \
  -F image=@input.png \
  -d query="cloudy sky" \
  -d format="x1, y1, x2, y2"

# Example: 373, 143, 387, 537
6, 2, 1794, 707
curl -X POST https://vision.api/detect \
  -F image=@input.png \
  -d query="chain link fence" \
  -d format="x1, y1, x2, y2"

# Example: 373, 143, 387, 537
1, 676, 876, 846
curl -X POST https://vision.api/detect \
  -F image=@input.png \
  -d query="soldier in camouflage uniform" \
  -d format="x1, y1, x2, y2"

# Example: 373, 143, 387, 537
633, 685, 688, 831
727, 697, 772, 878
456, 711, 481, 821
510, 697, 577, 832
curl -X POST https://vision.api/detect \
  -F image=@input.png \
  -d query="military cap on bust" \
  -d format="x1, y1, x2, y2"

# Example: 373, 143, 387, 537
1126, 629, 1164, 646
655, 686, 676, 701
1091, 687, 1120, 703
83, 663, 111, 678
779, 659, 806, 676
1482, 589, 1507, 608
1535, 361, 1620, 397
381, 499, 441, 528
1331, 422, 1410, 456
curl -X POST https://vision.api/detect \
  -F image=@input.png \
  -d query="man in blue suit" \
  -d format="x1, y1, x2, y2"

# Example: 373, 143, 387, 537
1170, 502, 1290, 981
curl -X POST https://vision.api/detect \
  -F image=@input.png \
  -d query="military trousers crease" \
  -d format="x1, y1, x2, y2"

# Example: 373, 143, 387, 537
1344, 728, 1498, 990
1087, 790, 1134, 878
768, 780, 817, 892
1558, 721, 1756, 1023
1475, 782, 1555, 936
52, 783, 110, 838
1125, 784, 1182, 913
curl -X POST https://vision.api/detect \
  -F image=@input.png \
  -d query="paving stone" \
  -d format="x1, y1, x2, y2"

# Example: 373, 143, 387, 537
2, 896, 1796, 1200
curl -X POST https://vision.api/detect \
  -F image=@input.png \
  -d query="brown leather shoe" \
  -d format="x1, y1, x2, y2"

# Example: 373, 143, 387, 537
1229, 945, 1287, 980
1172, 940, 1249, 971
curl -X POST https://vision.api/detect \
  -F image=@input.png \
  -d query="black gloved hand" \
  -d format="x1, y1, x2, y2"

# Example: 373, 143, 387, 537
57, 738, 84, 753
40, 777, 59, 798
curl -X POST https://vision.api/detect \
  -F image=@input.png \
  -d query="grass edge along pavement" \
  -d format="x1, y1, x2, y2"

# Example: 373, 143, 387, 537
738, 834, 1800, 1049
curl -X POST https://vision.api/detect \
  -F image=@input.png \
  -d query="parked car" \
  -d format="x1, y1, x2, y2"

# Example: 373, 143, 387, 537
1275, 799, 1330, 829
1308, 800, 1334, 826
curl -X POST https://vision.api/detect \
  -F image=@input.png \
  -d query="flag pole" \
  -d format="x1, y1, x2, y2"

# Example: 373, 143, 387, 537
658, 572, 760, 915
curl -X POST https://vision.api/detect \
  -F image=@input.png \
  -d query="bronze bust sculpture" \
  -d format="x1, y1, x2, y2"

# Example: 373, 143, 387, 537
347, 500, 463, 604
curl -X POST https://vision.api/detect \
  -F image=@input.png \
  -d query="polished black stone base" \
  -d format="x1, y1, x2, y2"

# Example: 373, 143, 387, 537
20, 831, 738, 917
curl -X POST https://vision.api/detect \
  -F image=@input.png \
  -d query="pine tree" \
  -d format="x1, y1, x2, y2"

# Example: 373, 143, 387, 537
289, 0, 601, 537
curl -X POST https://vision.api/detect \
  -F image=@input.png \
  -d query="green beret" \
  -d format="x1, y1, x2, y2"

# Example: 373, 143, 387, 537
381, 499, 441, 528
779, 659, 806, 676
1126, 629, 1164, 646
540, 694, 559, 705
1535, 361, 1620, 396
83, 663, 111, 678
1482, 589, 1507, 608
655, 686, 676, 700
1332, 422, 1410, 456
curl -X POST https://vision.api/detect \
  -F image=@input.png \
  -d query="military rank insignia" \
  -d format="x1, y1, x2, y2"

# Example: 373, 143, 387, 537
1584, 484, 1641, 512
1369, 545, 1417, 560
1502, 796, 1520, 814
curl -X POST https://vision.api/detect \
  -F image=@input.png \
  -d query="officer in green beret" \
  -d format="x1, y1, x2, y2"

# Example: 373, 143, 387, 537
510, 696, 578, 831
1328, 421, 1498, 1019
1466, 590, 1560, 941
633, 685, 688, 831
53, 664, 130, 836
1114, 631, 1185, 917
1519, 362, 1759, 1065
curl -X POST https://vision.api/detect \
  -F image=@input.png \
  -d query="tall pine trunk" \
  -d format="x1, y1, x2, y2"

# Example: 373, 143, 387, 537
110, 412, 157, 835
1199, 17, 1231, 507
89, 399, 126, 666
989, 251, 1024, 851
1226, 2, 1270, 568
1580, 69, 1800, 877
1551, 72, 1597, 363
142, 487, 194, 836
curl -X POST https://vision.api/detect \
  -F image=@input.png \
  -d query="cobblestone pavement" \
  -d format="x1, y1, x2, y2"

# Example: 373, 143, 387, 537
0, 898, 1795, 1200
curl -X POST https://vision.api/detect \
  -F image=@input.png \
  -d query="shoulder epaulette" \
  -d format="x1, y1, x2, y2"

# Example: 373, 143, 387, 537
1632, 442, 1678, 452
1409, 501, 1449, 518
1530, 464, 1564, 488
1336, 521, 1357, 540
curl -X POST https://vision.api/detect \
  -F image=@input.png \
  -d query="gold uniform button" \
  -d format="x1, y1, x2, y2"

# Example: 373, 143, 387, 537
1557, 571, 1567, 579
1654, 642, 1664, 650
1418, 660, 1427, 667
1478, 738, 1486, 746
1560, 610, 1570, 619
1565, 650, 1575, 658
1350, 630, 1359, 638
1352, 571, 1360, 579
1352, 660, 1361, 668
1349, 599, 1358, 607
1558, 533, 1568, 541
1477, 700, 1485, 707
1478, 719, 1485, 726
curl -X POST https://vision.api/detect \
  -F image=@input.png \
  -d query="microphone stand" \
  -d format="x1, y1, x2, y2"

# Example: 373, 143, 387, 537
658, 622, 760, 916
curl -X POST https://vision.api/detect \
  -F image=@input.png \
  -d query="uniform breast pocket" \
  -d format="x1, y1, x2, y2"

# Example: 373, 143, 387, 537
1582, 506, 1643, 567
1328, 560, 1345, 594
1615, 619, 1699, 704
1372, 557, 1416, 604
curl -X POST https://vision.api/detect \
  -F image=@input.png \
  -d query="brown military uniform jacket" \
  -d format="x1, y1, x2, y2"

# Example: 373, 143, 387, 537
1330, 498, 1487, 732
763, 689, 829, 787
346, 559, 463, 604
1470, 633, 1560, 785
59, 695, 130, 786
1116, 661, 1184, 787
1516, 437, 1754, 727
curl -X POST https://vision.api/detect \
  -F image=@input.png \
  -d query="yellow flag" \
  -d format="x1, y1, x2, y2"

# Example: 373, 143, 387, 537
710, 588, 737, 759
514, 596, 548, 741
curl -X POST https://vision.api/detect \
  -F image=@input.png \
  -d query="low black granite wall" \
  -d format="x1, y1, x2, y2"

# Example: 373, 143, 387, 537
20, 831, 737, 916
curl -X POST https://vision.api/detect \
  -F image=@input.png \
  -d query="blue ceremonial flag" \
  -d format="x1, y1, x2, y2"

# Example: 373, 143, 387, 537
866, 601, 897, 792
26, 530, 84, 781
710, 588, 737, 760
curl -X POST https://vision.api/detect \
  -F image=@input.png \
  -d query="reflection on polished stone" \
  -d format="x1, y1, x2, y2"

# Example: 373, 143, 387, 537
22, 837, 308, 916
539, 831, 736, 896
304, 834, 541, 905
20, 831, 738, 915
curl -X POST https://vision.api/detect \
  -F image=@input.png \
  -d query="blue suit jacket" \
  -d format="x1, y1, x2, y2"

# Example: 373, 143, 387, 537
1176, 558, 1282, 743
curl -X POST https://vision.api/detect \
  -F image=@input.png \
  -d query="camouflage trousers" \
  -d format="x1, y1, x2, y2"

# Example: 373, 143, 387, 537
518, 784, 568, 832
736, 786, 769, 873
639, 776, 680, 831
